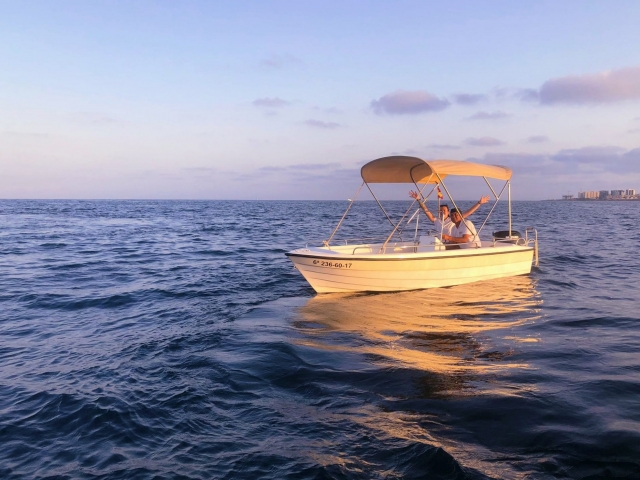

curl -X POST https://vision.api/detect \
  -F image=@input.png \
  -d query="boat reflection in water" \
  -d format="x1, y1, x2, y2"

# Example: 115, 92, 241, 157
293, 276, 541, 398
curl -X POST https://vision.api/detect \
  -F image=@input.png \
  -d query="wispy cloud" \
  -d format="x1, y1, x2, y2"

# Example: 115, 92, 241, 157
627, 128, 640, 134
261, 54, 302, 69
452, 93, 487, 105
427, 144, 461, 150
313, 106, 343, 114
287, 162, 342, 171
553, 146, 627, 163
526, 135, 550, 143
182, 167, 218, 173
302, 119, 341, 129
538, 66, 640, 105
241, 162, 356, 185
474, 152, 551, 176
390, 148, 421, 156
371, 90, 450, 115
515, 88, 539, 102
466, 111, 510, 121
464, 137, 505, 146
252, 97, 291, 108
481, 146, 640, 177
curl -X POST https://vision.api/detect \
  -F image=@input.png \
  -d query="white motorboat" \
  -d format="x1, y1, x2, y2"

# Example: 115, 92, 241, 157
286, 156, 538, 293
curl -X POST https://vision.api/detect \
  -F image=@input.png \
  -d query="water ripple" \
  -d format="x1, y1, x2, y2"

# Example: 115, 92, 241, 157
0, 200, 639, 478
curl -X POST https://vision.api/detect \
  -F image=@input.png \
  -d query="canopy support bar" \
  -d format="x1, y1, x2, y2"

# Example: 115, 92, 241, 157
395, 174, 437, 237
325, 182, 364, 246
365, 182, 399, 234
483, 176, 499, 199
381, 173, 436, 250
476, 180, 508, 236
508, 182, 512, 237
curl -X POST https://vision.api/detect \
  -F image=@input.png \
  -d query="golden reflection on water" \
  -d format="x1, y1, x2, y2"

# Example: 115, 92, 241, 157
293, 276, 542, 397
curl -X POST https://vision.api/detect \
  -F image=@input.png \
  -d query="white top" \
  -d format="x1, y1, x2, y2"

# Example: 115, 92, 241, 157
434, 217, 454, 237
450, 219, 480, 248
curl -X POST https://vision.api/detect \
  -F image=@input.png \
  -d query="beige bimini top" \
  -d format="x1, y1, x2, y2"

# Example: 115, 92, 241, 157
360, 156, 512, 184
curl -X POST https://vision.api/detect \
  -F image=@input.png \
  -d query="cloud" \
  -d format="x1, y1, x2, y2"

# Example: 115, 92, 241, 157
480, 145, 640, 173
466, 111, 510, 121
553, 146, 627, 164
538, 66, 640, 105
302, 119, 341, 129
238, 162, 356, 186
313, 106, 343, 114
427, 144, 461, 150
480, 146, 640, 178
628, 129, 640, 134
389, 148, 421, 156
452, 93, 487, 105
515, 88, 539, 102
474, 152, 552, 176
254, 162, 342, 175
261, 54, 302, 69
464, 137, 505, 146
551, 146, 640, 174
252, 97, 291, 108
526, 135, 549, 143
371, 90, 450, 115
183, 167, 218, 173
286, 162, 342, 171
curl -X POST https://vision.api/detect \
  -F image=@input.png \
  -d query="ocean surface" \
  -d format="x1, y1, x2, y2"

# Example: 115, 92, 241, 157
1, 199, 639, 479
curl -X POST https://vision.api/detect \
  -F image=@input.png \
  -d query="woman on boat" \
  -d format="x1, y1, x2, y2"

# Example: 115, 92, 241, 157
408, 190, 488, 236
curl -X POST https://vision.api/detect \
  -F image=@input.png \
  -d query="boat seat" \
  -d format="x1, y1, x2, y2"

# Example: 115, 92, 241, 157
493, 230, 522, 244
418, 235, 445, 251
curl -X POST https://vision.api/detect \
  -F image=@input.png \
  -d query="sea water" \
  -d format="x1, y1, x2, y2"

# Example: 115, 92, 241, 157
0, 200, 639, 479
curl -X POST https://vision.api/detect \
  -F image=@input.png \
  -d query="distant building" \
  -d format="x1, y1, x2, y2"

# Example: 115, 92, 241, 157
578, 191, 599, 199
574, 189, 638, 200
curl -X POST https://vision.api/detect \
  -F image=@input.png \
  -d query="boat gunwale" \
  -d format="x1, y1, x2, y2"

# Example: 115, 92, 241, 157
285, 244, 533, 262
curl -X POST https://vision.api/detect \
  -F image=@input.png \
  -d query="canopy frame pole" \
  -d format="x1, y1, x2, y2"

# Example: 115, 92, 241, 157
395, 176, 437, 237
324, 182, 364, 247
483, 176, 499, 199
380, 171, 435, 252
508, 181, 512, 238
476, 179, 508, 236
365, 181, 400, 236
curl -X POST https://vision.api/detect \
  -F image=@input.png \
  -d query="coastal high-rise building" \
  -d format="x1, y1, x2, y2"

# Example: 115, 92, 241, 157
573, 189, 637, 200
578, 191, 599, 199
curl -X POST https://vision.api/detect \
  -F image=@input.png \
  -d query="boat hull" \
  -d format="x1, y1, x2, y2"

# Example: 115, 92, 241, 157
286, 245, 535, 293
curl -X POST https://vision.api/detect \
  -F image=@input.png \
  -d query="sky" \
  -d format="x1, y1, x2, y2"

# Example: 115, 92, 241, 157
1, 0, 640, 200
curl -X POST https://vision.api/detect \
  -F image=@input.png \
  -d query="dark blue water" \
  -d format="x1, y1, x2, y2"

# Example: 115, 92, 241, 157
1, 200, 639, 479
